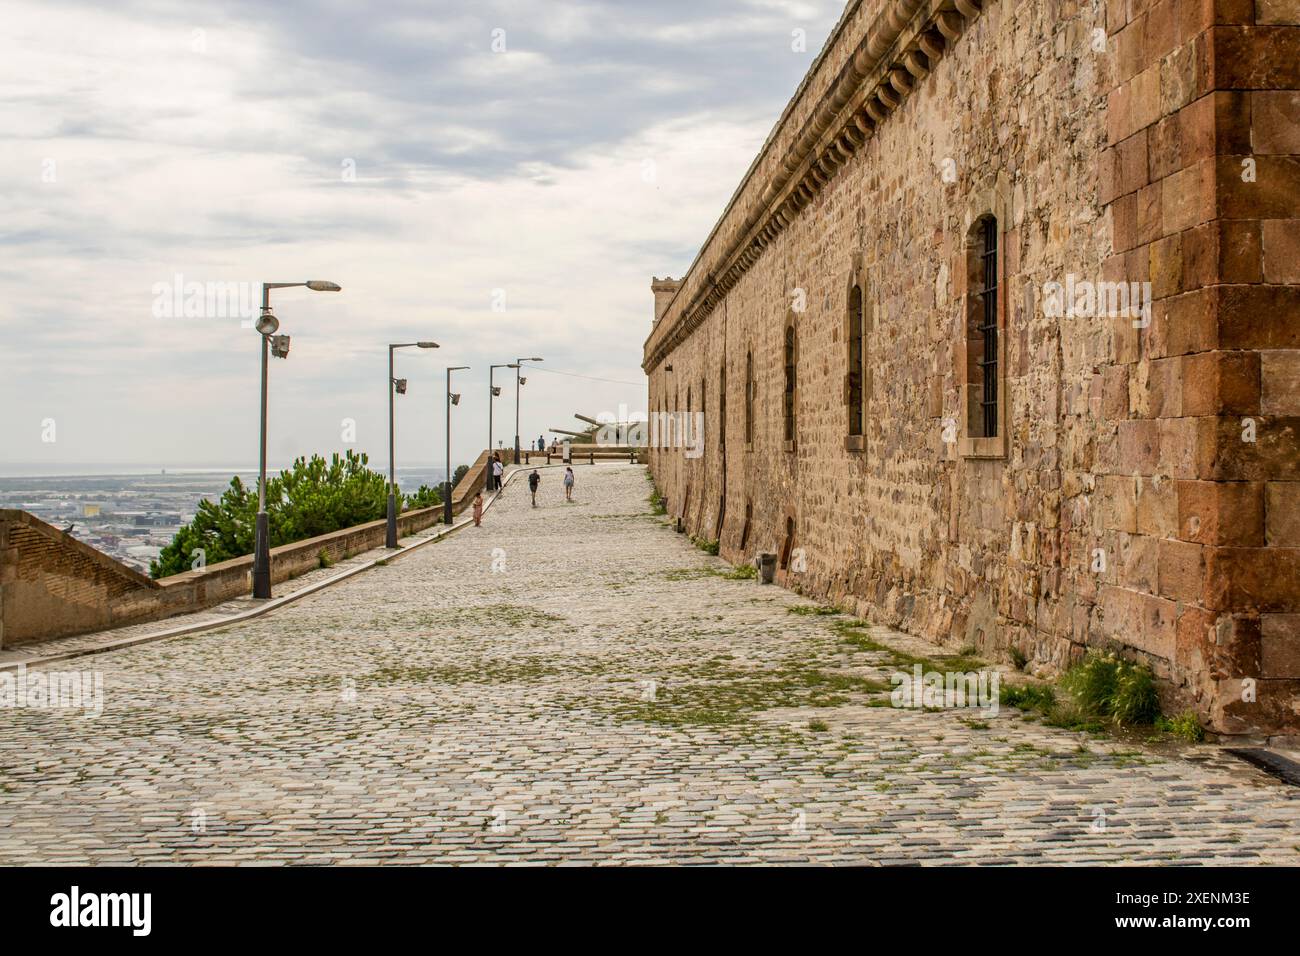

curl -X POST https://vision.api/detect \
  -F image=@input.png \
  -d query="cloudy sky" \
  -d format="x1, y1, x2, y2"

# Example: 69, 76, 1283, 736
0, 0, 842, 474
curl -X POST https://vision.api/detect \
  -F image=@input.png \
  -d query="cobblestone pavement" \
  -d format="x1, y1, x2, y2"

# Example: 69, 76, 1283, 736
1, 463, 1296, 864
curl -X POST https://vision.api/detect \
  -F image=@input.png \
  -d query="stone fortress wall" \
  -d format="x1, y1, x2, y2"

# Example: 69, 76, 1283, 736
643, 0, 1300, 735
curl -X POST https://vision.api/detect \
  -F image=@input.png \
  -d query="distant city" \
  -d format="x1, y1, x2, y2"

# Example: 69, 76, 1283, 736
0, 465, 448, 574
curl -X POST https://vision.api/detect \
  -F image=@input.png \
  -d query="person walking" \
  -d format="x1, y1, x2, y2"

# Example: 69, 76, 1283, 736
528, 469, 541, 507
472, 491, 483, 526
491, 454, 504, 493
537, 435, 545, 452
563, 466, 575, 502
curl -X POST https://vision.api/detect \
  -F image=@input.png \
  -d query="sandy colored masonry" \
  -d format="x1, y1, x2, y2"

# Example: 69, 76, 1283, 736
643, 0, 1300, 736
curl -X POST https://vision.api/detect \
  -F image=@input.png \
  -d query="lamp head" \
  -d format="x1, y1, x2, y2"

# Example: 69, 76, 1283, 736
270, 334, 291, 358
450, 393, 461, 406
393, 378, 407, 394
255, 313, 280, 335
304, 280, 341, 292
491, 386, 501, 397
417, 341, 439, 349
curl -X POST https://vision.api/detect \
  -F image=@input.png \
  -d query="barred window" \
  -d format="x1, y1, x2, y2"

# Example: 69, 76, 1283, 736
744, 350, 754, 444
783, 326, 796, 445
847, 284, 864, 437
966, 215, 999, 438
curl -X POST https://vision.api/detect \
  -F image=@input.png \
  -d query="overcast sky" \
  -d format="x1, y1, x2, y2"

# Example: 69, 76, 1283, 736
0, 0, 843, 474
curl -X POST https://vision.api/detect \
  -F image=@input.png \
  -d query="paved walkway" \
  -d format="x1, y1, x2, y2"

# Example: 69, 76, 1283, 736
1, 463, 1296, 864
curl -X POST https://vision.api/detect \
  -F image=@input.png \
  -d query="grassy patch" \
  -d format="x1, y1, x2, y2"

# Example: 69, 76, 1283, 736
690, 536, 720, 555
1154, 710, 1205, 743
648, 489, 667, 515
788, 604, 840, 617
607, 660, 891, 728
1061, 652, 1160, 726
363, 657, 562, 686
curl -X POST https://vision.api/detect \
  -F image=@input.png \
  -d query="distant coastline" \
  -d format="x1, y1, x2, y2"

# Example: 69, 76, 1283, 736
0, 463, 447, 480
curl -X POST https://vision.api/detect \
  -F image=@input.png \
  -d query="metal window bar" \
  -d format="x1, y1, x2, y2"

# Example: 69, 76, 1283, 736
784, 330, 796, 442
977, 218, 998, 437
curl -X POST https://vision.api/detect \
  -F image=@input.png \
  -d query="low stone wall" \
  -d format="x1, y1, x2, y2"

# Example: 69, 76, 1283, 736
0, 506, 443, 648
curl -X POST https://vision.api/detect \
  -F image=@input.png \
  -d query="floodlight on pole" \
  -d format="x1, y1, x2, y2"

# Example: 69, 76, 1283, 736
251, 278, 341, 600
445, 366, 470, 525
514, 357, 543, 464
386, 340, 439, 548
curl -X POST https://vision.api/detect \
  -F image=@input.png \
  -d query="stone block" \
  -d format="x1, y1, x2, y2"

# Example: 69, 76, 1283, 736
1176, 479, 1265, 546
1265, 482, 1300, 546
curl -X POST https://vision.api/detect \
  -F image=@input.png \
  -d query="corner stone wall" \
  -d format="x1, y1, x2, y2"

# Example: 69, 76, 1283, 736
644, 0, 1300, 736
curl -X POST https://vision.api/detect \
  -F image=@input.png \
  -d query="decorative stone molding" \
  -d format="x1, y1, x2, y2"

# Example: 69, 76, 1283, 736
645, 0, 987, 372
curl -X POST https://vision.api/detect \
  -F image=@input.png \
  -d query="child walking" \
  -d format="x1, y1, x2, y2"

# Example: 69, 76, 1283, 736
472, 491, 483, 526
563, 466, 575, 502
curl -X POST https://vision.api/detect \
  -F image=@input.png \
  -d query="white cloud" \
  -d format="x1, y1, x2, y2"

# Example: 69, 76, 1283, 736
0, 0, 842, 471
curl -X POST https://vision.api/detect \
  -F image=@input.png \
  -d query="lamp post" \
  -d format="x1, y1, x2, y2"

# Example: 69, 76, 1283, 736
488, 363, 517, 467
513, 356, 543, 464
387, 341, 439, 548
251, 280, 341, 600
445, 366, 470, 524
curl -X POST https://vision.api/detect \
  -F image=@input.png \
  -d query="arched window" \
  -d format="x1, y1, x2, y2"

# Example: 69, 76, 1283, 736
967, 215, 999, 438
783, 325, 796, 446
744, 350, 754, 445
847, 284, 864, 437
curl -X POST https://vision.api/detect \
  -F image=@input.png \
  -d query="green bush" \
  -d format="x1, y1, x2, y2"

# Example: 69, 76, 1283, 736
1061, 652, 1160, 726
150, 450, 440, 578
1155, 710, 1205, 743
999, 682, 1056, 714
691, 536, 720, 555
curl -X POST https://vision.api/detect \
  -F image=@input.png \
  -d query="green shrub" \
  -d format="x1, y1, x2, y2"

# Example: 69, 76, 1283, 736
318, 548, 334, 569
724, 563, 757, 580
1009, 646, 1028, 671
691, 536, 720, 555
1061, 652, 1160, 726
648, 489, 667, 515
150, 450, 441, 578
999, 682, 1056, 714
1155, 710, 1205, 743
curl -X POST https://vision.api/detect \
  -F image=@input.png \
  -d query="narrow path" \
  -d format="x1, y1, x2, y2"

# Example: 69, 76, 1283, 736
0, 464, 1294, 864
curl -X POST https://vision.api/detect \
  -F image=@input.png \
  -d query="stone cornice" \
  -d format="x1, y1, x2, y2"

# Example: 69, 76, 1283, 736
643, 0, 988, 373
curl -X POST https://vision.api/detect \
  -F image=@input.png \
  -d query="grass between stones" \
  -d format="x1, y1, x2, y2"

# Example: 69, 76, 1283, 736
602, 657, 892, 728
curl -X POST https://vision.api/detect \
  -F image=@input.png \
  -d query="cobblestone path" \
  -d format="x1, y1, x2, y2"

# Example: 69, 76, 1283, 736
1, 464, 1296, 864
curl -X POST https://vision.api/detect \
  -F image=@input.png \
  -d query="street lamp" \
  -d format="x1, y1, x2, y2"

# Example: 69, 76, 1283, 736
488, 363, 517, 470
252, 279, 341, 600
446, 366, 470, 524
514, 356, 543, 464
387, 341, 439, 548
